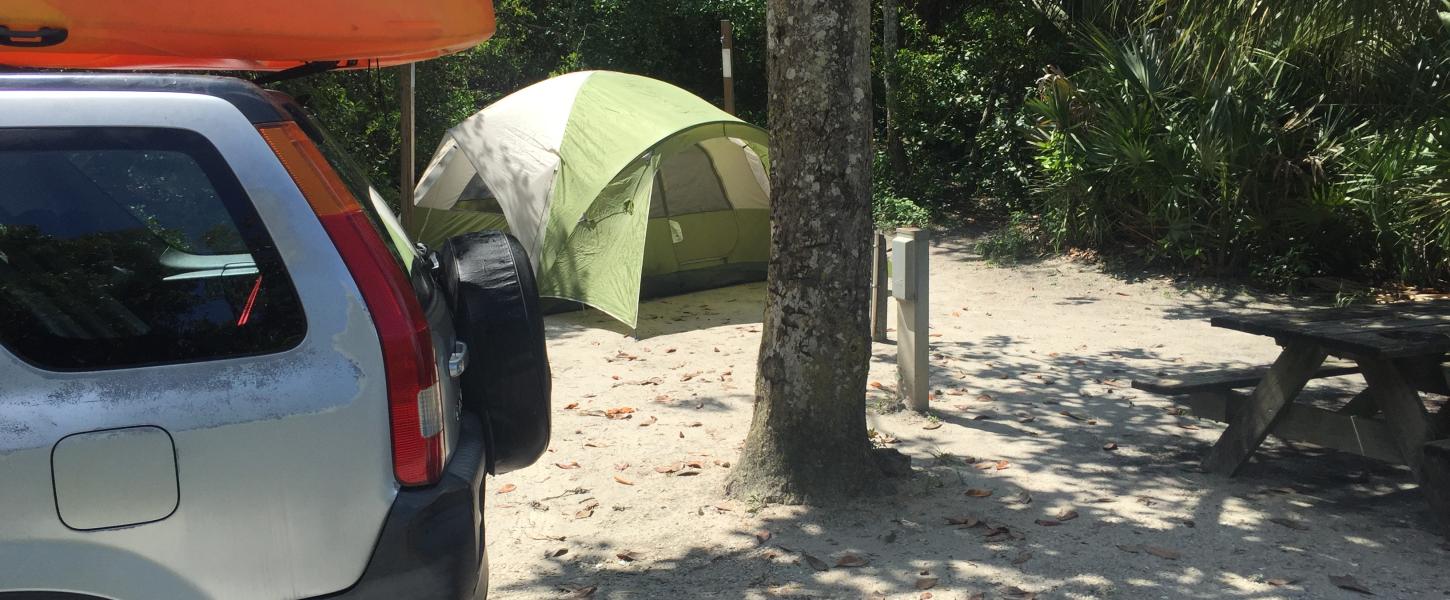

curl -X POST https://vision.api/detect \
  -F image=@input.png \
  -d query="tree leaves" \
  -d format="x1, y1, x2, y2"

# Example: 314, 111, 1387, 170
1329, 575, 1374, 595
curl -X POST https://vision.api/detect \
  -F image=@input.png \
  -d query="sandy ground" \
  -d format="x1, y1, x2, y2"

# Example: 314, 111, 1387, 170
484, 232, 1450, 600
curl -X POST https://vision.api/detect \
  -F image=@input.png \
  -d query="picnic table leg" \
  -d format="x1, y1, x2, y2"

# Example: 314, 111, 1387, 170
1359, 358, 1450, 533
1358, 358, 1434, 476
1202, 342, 1328, 476
1425, 440, 1450, 534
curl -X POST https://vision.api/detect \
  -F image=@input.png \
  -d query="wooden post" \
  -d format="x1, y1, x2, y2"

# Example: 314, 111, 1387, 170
399, 63, 417, 232
893, 228, 929, 411
870, 231, 889, 342
721, 20, 736, 116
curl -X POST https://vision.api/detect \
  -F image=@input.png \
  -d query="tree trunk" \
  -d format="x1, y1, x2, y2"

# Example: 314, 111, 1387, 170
728, 0, 884, 504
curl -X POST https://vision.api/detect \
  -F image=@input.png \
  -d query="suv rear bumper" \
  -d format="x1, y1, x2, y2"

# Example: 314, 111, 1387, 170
313, 414, 489, 600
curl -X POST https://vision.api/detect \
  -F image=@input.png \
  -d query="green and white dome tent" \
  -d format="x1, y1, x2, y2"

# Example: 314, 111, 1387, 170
411, 70, 771, 328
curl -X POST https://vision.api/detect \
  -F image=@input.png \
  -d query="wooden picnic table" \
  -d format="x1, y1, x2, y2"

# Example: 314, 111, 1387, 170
1206, 302, 1450, 530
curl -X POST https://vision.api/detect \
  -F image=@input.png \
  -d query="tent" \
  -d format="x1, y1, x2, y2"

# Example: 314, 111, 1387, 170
410, 70, 771, 327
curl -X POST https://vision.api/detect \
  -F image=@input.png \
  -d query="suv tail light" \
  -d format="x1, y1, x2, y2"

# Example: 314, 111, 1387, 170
258, 122, 445, 487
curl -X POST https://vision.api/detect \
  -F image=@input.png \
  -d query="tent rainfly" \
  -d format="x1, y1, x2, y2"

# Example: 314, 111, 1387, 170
410, 70, 771, 327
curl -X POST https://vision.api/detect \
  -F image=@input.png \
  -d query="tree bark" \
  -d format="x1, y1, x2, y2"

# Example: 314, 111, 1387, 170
728, 0, 884, 504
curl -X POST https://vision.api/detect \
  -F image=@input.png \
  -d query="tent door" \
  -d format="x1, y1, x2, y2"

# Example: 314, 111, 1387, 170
653, 145, 739, 269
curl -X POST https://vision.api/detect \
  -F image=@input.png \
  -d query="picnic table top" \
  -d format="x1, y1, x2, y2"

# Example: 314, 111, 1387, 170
1211, 301, 1450, 359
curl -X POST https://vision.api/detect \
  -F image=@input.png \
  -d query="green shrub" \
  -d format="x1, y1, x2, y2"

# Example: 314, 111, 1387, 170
1022, 0, 1450, 286
873, 189, 933, 229
976, 211, 1043, 265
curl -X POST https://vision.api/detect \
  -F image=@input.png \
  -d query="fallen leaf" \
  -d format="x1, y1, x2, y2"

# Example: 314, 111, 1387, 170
1329, 575, 1373, 595
615, 550, 642, 562
1012, 551, 1033, 565
562, 584, 597, 598
685, 460, 705, 469
1268, 517, 1309, 531
834, 553, 869, 568
754, 530, 772, 544
975, 393, 995, 402
563, 403, 579, 410
1034, 519, 1061, 527
994, 460, 1010, 471
1056, 509, 1080, 521
546, 547, 568, 558
923, 422, 943, 430
613, 475, 634, 486
1144, 546, 1181, 560
613, 462, 629, 471
802, 553, 829, 572
638, 416, 658, 427
1017, 412, 1036, 423
945, 515, 981, 527
604, 407, 636, 420
1102, 442, 1119, 451
870, 381, 885, 389
555, 461, 581, 470
915, 577, 939, 590
655, 463, 682, 474
497, 484, 517, 495
1116, 544, 1143, 554
1265, 577, 1297, 587
965, 488, 993, 498
1002, 585, 1038, 599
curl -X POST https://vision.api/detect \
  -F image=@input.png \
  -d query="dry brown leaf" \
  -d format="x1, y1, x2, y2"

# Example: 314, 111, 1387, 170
613, 462, 629, 471
638, 416, 658, 427
754, 530, 772, 544
613, 475, 634, 486
1034, 519, 1061, 527
802, 553, 829, 572
994, 460, 1011, 471
654, 463, 681, 474
685, 460, 705, 469
555, 461, 581, 470
562, 584, 597, 598
1056, 509, 1080, 522
496, 483, 517, 495
1329, 575, 1373, 595
975, 393, 995, 402
915, 577, 939, 590
604, 407, 636, 420
1102, 442, 1119, 451
834, 553, 869, 568
1144, 546, 1181, 560
965, 488, 993, 498
1012, 551, 1033, 565
945, 515, 981, 527
1265, 577, 1297, 587
563, 403, 579, 410
1002, 586, 1038, 599
574, 507, 594, 519
923, 422, 943, 430
546, 547, 568, 558
869, 381, 885, 389
615, 550, 642, 562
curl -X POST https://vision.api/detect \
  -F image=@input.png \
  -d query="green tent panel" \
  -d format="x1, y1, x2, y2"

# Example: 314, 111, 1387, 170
411, 71, 770, 327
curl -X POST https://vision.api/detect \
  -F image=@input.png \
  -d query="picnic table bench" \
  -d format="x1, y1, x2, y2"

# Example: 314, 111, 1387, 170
1133, 302, 1450, 532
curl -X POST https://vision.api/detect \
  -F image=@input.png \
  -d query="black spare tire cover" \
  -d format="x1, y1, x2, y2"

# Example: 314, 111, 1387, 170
438, 231, 551, 475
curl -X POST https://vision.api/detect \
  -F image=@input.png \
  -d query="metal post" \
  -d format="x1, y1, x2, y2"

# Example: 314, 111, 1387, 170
870, 231, 890, 342
399, 63, 417, 231
892, 228, 930, 411
721, 20, 736, 116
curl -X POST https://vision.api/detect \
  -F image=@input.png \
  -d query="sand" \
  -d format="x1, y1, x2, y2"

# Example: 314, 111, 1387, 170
483, 232, 1450, 599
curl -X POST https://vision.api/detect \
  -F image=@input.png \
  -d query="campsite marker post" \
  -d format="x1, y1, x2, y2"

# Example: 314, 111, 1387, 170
870, 231, 890, 342
893, 228, 930, 412
721, 20, 736, 115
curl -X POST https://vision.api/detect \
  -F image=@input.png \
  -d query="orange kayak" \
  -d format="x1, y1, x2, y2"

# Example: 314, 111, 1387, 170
0, 0, 494, 71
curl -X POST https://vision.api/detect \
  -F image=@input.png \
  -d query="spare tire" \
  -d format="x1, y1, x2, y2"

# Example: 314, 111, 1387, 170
437, 231, 551, 475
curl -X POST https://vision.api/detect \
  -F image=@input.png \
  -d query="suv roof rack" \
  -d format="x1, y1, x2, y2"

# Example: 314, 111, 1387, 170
0, 73, 289, 124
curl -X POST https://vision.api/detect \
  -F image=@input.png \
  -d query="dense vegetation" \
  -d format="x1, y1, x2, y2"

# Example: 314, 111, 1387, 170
282, 0, 1450, 289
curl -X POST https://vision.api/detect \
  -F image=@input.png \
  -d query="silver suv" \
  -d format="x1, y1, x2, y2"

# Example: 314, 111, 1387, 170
0, 73, 552, 600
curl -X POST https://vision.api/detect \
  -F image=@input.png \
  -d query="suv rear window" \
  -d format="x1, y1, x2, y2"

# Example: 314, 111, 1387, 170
0, 127, 306, 370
